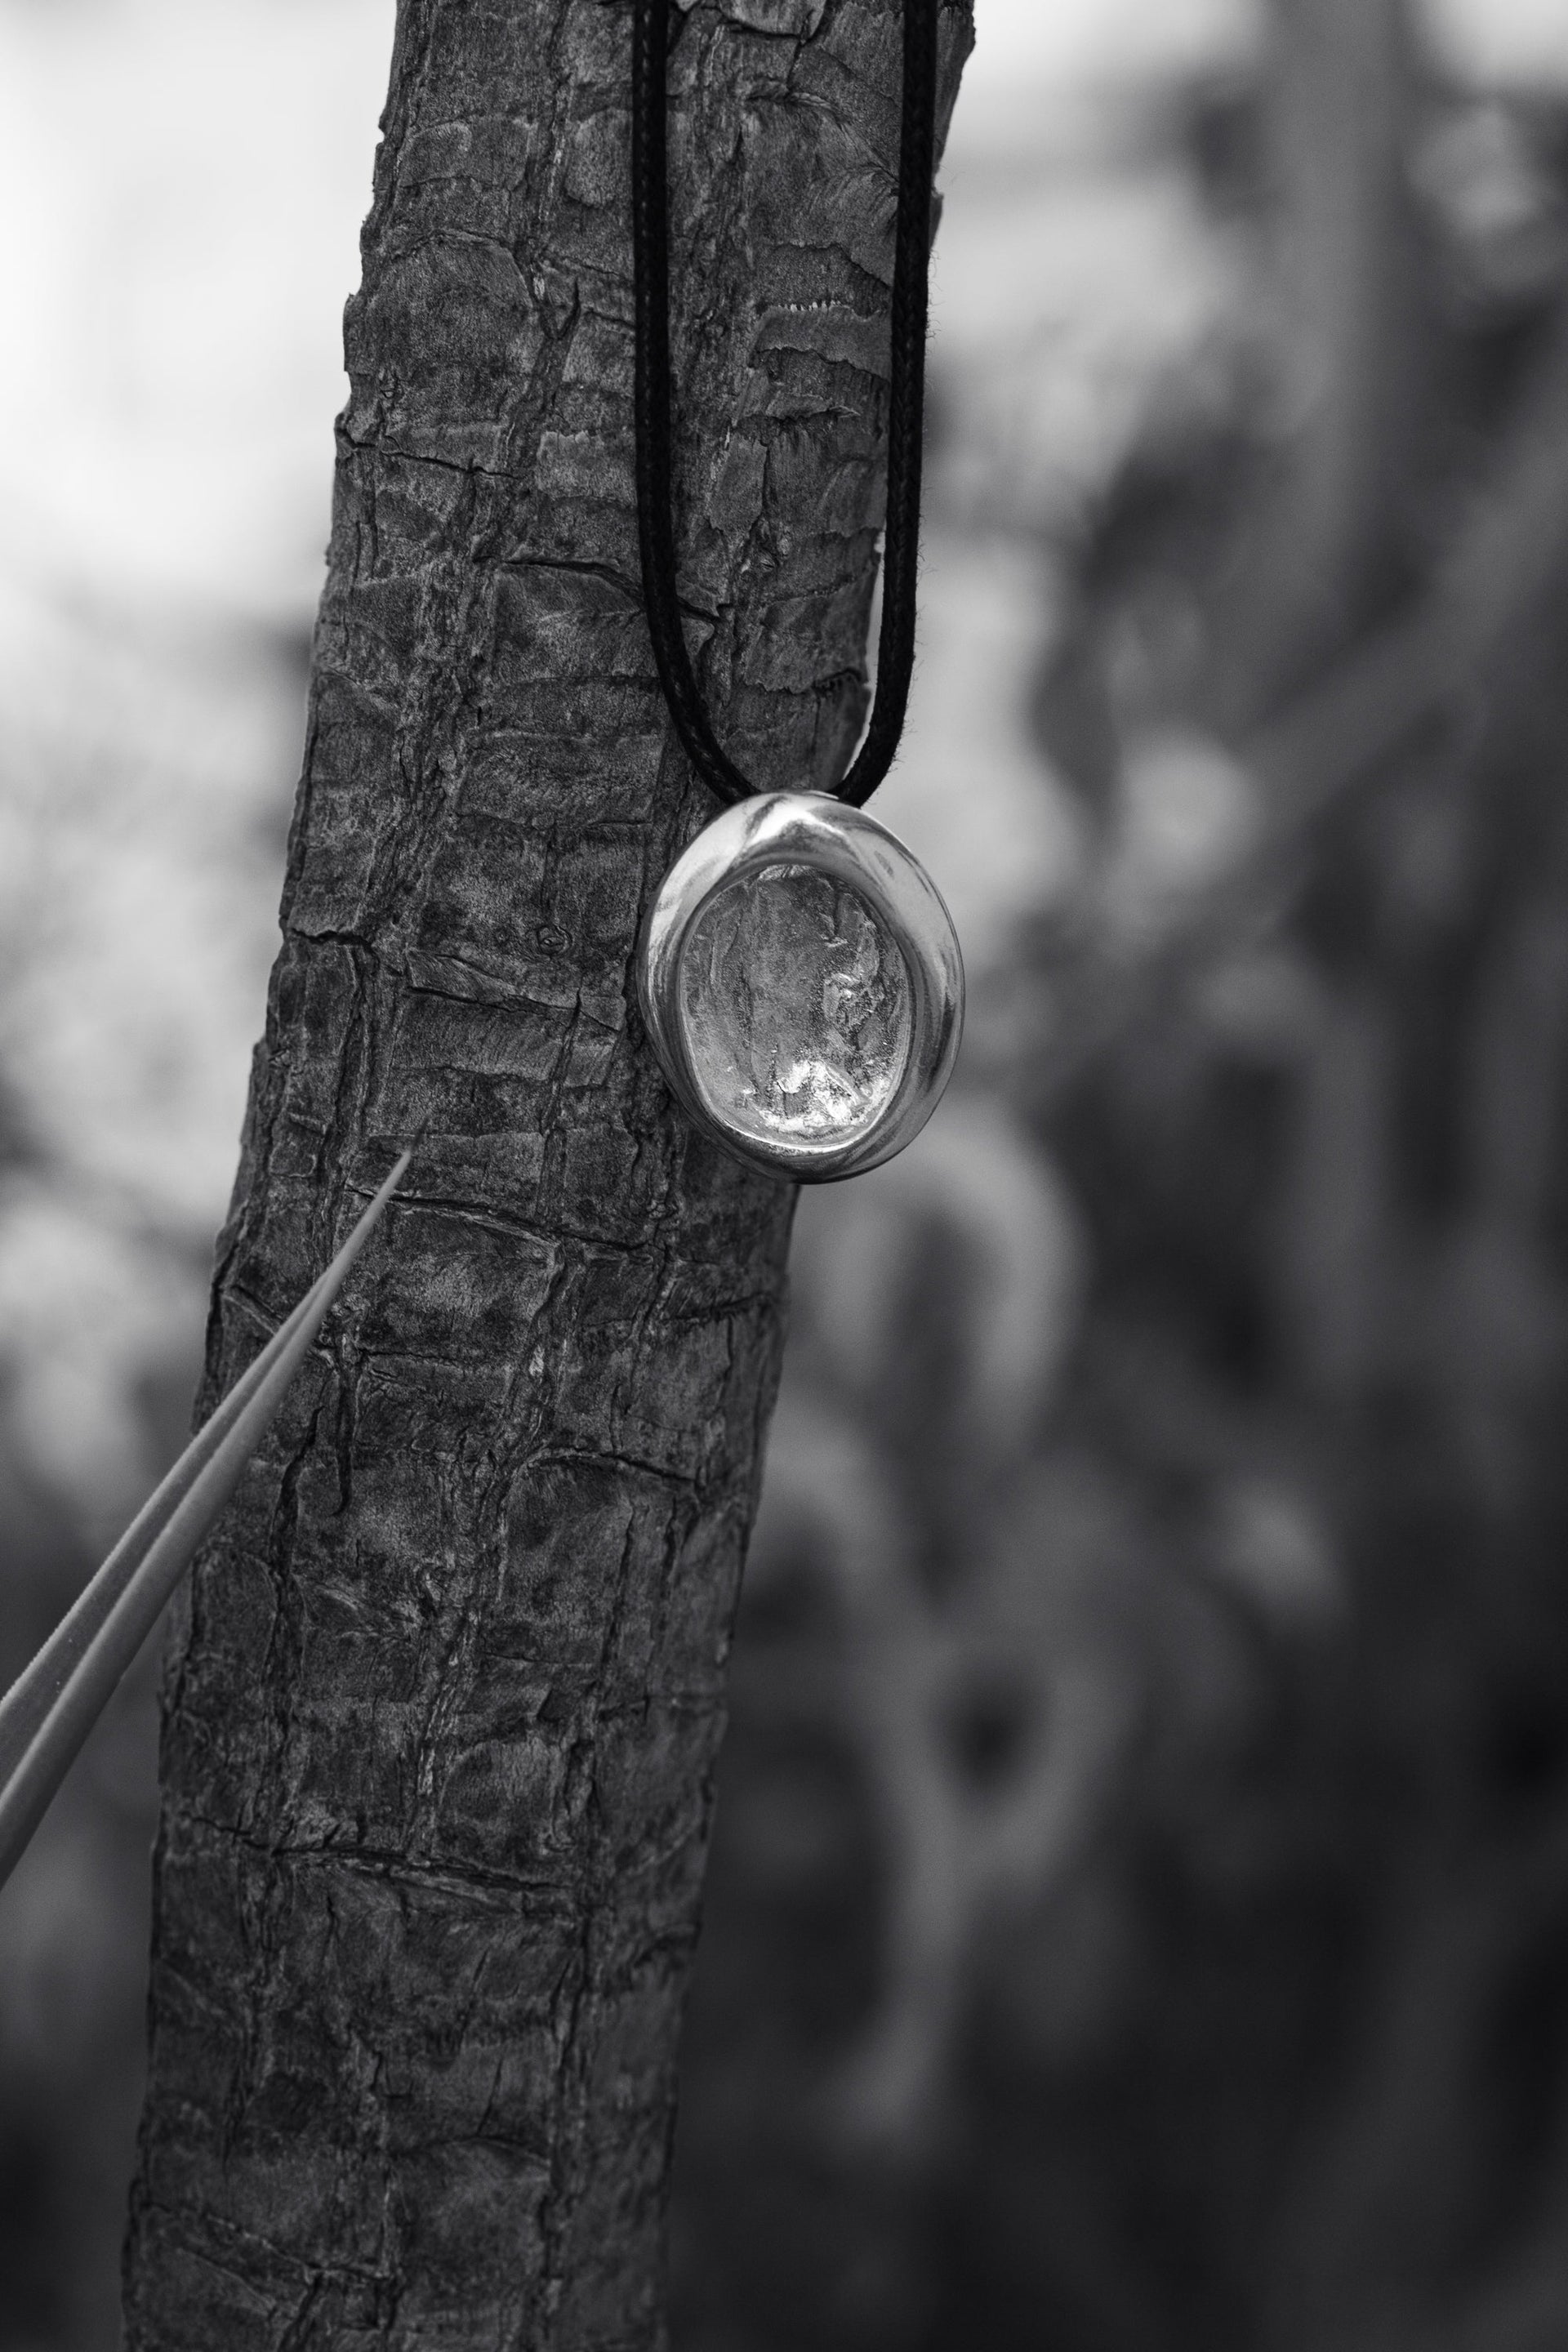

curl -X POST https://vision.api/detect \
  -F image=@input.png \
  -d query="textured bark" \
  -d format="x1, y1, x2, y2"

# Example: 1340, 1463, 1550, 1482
122, 2, 969, 2345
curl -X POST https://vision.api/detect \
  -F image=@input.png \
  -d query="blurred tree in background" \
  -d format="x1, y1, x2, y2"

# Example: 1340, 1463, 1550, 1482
668, 2, 1568, 2350
5, 0, 1568, 2346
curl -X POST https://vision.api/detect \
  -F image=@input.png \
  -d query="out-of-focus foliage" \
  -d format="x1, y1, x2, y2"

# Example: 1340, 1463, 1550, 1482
4, 0, 1568, 2347
0, 599, 304, 2347
0, 9, 391, 2341
670, 7, 1568, 2350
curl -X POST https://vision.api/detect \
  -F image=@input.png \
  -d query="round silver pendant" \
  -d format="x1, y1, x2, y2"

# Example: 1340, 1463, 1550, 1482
638, 791, 964, 1182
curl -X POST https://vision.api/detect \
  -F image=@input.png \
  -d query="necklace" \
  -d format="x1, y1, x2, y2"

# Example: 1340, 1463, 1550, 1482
630, 0, 963, 1182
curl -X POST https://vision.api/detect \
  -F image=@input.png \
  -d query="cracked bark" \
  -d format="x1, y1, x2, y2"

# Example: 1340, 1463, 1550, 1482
121, 2, 969, 2345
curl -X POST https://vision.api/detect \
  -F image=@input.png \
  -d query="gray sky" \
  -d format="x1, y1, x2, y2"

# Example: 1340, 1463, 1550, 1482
0, 0, 1563, 620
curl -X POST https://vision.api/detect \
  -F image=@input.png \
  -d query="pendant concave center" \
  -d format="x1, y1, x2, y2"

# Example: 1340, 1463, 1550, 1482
677, 860, 914, 1148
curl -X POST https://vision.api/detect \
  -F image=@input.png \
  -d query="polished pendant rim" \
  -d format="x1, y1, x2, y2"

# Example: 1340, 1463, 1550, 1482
638, 791, 964, 1183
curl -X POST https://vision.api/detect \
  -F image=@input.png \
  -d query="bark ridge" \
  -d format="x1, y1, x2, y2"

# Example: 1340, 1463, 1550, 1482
122, 2, 969, 2346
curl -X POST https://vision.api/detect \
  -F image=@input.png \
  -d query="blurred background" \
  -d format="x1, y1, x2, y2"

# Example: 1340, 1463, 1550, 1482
4, 0, 1568, 2345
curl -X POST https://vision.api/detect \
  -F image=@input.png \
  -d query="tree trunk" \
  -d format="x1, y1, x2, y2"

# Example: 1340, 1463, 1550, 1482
1217, 0, 1434, 719
122, 2, 969, 2345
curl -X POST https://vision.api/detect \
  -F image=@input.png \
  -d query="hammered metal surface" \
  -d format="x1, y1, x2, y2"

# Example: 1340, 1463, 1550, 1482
679, 860, 913, 1147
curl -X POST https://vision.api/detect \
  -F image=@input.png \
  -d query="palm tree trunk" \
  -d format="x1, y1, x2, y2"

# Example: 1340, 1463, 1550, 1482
121, 2, 969, 2343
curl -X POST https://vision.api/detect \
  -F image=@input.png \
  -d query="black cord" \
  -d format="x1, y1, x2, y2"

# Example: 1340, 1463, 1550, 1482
632, 0, 940, 811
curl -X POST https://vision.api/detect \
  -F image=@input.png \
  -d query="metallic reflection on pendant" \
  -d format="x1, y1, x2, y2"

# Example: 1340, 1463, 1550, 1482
638, 791, 964, 1182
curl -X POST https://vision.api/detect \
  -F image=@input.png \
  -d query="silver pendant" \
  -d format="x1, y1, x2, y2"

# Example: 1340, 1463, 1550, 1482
638, 792, 964, 1182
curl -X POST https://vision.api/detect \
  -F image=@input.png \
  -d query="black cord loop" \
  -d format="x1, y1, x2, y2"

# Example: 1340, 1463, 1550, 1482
632, 0, 940, 810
